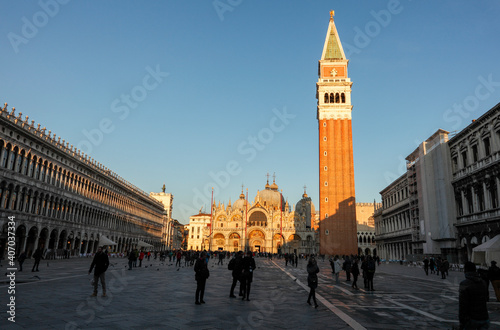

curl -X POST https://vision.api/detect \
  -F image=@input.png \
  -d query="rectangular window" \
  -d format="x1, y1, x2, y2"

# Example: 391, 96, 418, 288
452, 157, 458, 172
484, 137, 491, 156
461, 151, 468, 167
472, 145, 478, 163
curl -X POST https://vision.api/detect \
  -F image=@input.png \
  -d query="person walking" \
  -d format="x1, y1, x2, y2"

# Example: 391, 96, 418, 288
194, 251, 210, 305
423, 257, 429, 276
459, 261, 489, 329
429, 257, 435, 274
332, 256, 342, 285
241, 251, 256, 301
176, 250, 182, 267
351, 258, 360, 289
127, 250, 135, 270
218, 251, 225, 265
306, 256, 319, 308
31, 248, 42, 272
343, 256, 352, 282
89, 246, 110, 297
361, 256, 369, 289
366, 255, 376, 291
138, 251, 145, 267
441, 258, 449, 279
229, 251, 244, 298
17, 251, 26, 272
488, 260, 500, 302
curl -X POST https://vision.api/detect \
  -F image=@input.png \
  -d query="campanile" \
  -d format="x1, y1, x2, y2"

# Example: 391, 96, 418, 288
317, 11, 357, 255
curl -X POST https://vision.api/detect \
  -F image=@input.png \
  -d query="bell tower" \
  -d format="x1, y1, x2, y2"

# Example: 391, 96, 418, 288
316, 11, 357, 255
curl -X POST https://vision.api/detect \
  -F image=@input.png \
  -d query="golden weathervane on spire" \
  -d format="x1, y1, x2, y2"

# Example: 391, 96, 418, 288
330, 10, 334, 20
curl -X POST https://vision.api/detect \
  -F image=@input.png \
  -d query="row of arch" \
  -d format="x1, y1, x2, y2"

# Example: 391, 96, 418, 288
358, 234, 375, 244
323, 92, 346, 104
4, 223, 159, 259
0, 180, 160, 235
0, 139, 162, 223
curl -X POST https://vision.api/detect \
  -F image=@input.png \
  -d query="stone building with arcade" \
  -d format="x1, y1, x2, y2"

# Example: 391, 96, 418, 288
187, 179, 318, 254
0, 103, 168, 259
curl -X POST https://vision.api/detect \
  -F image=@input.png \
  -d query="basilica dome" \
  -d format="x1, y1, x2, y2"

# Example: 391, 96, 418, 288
255, 180, 285, 210
295, 190, 316, 228
232, 192, 247, 210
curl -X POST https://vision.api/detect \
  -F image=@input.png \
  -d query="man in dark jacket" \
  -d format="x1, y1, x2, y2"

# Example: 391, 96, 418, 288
241, 251, 256, 301
459, 261, 489, 329
229, 251, 244, 298
32, 248, 42, 272
89, 247, 109, 297
194, 251, 209, 305
488, 260, 500, 302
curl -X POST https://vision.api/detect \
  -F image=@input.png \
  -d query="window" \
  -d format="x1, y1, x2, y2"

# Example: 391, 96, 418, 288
323, 136, 327, 141
490, 181, 498, 209
324, 166, 328, 171
452, 157, 458, 172
325, 197, 328, 202
484, 137, 491, 156
341, 93, 346, 103
335, 93, 340, 103
472, 145, 478, 163
324, 181, 328, 186
324, 151, 327, 156
461, 151, 468, 167
324, 93, 329, 103
330, 93, 334, 103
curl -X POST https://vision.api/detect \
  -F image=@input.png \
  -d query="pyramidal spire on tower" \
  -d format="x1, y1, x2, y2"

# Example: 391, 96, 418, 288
321, 10, 346, 61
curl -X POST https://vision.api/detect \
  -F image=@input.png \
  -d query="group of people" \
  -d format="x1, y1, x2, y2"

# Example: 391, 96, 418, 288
422, 256, 450, 278
329, 255, 377, 291
193, 250, 256, 305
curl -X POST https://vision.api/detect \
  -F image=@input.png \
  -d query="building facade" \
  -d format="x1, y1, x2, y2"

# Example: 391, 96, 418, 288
150, 186, 175, 249
376, 129, 463, 262
356, 202, 378, 256
316, 11, 357, 256
376, 173, 412, 260
449, 102, 500, 262
187, 179, 318, 254
0, 103, 166, 258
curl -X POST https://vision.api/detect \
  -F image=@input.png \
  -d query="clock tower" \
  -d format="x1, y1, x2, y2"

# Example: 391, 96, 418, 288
316, 11, 357, 255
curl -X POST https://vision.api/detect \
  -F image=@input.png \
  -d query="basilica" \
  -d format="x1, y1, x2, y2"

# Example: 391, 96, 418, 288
187, 178, 318, 254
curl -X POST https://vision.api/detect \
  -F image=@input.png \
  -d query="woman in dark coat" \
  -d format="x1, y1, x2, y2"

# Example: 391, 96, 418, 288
194, 251, 209, 305
307, 256, 319, 308
351, 258, 360, 289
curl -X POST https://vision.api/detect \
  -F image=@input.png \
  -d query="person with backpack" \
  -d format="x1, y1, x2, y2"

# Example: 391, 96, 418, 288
229, 251, 244, 298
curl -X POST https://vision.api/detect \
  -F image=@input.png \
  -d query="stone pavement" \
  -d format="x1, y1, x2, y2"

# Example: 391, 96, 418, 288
1, 256, 499, 329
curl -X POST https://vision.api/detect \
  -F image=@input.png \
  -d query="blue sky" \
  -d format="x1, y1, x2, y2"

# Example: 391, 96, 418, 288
1, 1, 500, 224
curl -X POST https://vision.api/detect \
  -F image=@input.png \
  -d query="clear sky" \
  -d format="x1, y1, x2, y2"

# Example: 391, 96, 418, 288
1, 1, 500, 224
